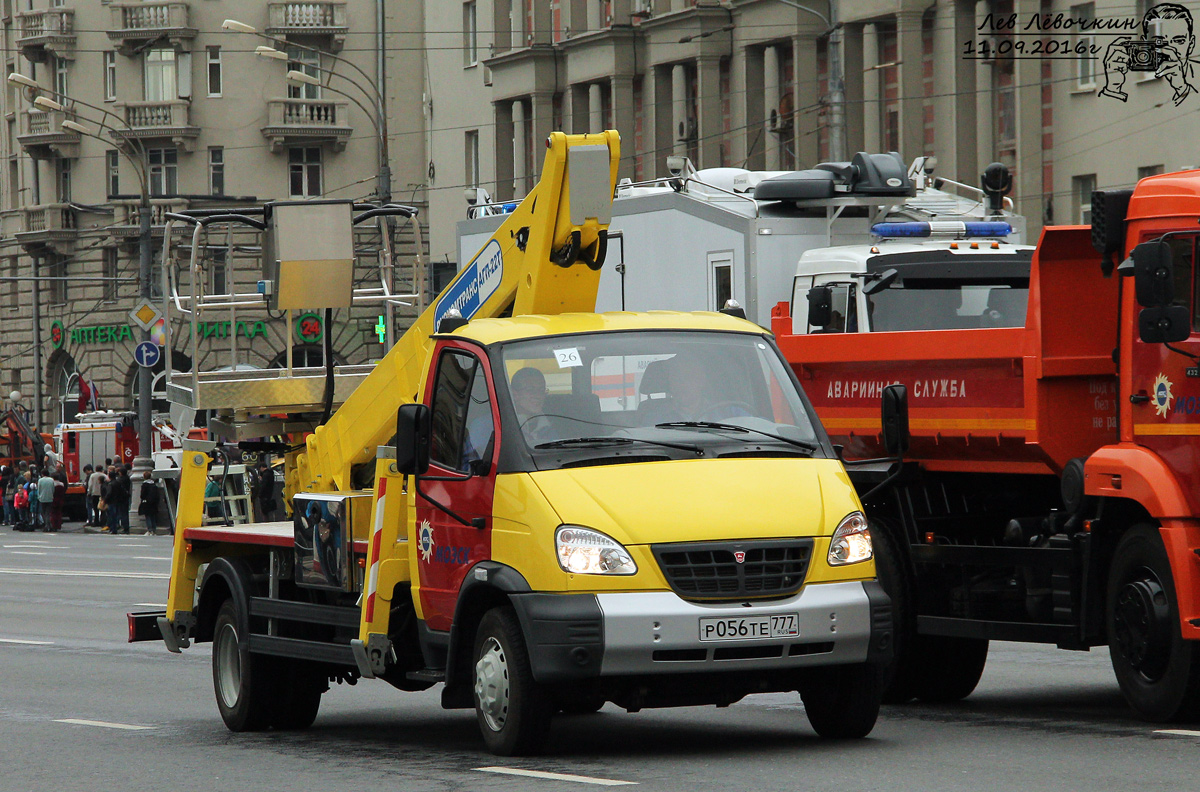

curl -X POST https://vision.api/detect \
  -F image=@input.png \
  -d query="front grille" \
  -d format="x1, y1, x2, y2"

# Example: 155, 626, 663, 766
651, 539, 813, 601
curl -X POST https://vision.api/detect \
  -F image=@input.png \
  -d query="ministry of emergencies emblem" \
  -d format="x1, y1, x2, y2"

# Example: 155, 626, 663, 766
418, 520, 435, 563
1154, 373, 1174, 418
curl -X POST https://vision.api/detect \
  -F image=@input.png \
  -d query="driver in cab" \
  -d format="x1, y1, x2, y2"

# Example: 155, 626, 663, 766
654, 354, 750, 423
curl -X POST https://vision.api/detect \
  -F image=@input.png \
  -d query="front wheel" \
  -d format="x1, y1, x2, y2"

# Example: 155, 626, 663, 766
1107, 525, 1200, 721
212, 599, 271, 731
799, 663, 882, 739
474, 607, 553, 755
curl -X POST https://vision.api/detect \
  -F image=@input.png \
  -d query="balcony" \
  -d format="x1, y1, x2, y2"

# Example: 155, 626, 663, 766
109, 198, 191, 241
266, 2, 348, 51
17, 110, 82, 159
16, 204, 78, 255
107, 2, 196, 54
111, 101, 201, 150
261, 99, 353, 152
16, 8, 75, 62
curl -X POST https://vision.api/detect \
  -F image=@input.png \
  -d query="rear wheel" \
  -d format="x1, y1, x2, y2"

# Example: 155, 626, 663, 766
799, 663, 882, 739
910, 635, 989, 703
1107, 525, 1200, 721
212, 599, 271, 731
474, 607, 553, 755
270, 659, 327, 730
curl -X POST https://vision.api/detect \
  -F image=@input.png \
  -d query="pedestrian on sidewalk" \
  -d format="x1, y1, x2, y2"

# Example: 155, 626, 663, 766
1, 466, 13, 526
107, 466, 131, 535
27, 468, 41, 529
49, 468, 66, 533
138, 478, 162, 536
36, 468, 54, 531
256, 461, 279, 522
88, 464, 108, 527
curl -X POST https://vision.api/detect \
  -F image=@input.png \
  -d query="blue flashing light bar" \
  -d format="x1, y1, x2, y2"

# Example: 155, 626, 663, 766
870, 221, 1013, 239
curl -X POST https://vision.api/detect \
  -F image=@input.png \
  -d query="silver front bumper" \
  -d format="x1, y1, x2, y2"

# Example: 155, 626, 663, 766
596, 581, 874, 676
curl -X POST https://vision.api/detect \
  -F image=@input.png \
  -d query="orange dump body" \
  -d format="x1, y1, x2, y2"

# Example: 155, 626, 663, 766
775, 227, 1121, 475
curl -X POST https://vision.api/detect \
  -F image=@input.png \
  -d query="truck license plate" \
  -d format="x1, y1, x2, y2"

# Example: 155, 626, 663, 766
699, 613, 800, 642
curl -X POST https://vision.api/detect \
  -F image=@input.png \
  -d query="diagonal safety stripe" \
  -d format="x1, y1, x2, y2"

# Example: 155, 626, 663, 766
364, 477, 388, 624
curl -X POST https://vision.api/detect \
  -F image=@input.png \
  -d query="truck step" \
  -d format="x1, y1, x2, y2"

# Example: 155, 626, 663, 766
248, 634, 357, 666
918, 615, 1073, 644
406, 668, 445, 683
249, 598, 361, 628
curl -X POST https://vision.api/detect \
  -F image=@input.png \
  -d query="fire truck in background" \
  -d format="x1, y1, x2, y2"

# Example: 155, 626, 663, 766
55, 411, 180, 516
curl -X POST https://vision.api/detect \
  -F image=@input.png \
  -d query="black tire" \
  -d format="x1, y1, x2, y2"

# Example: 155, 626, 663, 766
799, 663, 882, 738
473, 606, 553, 755
212, 599, 272, 731
270, 659, 327, 730
1107, 525, 1200, 721
909, 635, 989, 703
870, 520, 917, 703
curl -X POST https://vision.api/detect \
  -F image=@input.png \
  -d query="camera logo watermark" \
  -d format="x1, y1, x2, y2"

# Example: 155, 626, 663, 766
1102, 3, 1195, 104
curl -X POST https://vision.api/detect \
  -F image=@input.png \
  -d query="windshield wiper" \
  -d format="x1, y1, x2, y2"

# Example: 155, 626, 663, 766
655, 421, 821, 453
535, 436, 704, 454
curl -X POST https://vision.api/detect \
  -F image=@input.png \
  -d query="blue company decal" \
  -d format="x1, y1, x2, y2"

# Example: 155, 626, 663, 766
434, 239, 504, 330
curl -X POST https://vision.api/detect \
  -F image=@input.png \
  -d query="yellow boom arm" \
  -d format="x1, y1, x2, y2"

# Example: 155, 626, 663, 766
288, 130, 620, 498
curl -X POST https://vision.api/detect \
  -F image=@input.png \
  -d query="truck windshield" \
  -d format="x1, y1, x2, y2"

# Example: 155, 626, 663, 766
497, 331, 821, 457
868, 279, 1029, 331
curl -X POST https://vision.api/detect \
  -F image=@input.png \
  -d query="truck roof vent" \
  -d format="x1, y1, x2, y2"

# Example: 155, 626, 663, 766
752, 169, 838, 201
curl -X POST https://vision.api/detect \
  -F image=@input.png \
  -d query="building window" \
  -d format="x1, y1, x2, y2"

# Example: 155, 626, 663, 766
52, 55, 67, 97
209, 146, 224, 196
148, 147, 178, 196
463, 1, 478, 67
288, 147, 322, 198
56, 159, 70, 203
465, 129, 479, 187
209, 247, 227, 294
1072, 3, 1096, 88
206, 46, 222, 97
287, 48, 320, 100
1073, 174, 1097, 225
6, 257, 17, 311
106, 150, 119, 197
48, 254, 66, 305
103, 51, 116, 101
102, 248, 118, 303
144, 47, 177, 102
1138, 164, 1165, 180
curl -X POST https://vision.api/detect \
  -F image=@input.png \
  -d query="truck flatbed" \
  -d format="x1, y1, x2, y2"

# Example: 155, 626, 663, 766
183, 521, 368, 554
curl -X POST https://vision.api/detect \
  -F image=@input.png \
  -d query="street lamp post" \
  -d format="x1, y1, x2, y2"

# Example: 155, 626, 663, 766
13, 73, 157, 520
776, 0, 844, 161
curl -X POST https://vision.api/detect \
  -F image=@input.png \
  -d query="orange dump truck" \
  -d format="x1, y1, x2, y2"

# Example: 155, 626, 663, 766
772, 171, 1200, 722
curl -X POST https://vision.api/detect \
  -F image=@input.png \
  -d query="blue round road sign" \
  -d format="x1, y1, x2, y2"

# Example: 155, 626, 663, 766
134, 340, 161, 368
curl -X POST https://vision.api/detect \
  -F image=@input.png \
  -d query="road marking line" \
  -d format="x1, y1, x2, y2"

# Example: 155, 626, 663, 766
132, 603, 167, 608
4, 544, 58, 548
117, 544, 151, 548
0, 568, 169, 580
0, 638, 54, 645
1155, 729, 1200, 738
54, 719, 154, 731
9, 551, 47, 556
130, 556, 170, 561
475, 767, 637, 786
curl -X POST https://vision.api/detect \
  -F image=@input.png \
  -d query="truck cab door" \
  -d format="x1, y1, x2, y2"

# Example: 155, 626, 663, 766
1130, 236, 1200, 511
416, 343, 499, 632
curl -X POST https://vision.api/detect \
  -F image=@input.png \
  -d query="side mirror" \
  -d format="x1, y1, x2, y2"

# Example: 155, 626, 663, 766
1133, 240, 1175, 307
863, 268, 899, 296
1139, 305, 1191, 343
395, 403, 431, 476
807, 286, 832, 328
881, 384, 910, 457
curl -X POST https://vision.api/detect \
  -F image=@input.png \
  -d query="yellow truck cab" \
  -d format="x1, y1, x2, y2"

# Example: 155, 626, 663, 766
131, 130, 892, 756
394, 310, 891, 751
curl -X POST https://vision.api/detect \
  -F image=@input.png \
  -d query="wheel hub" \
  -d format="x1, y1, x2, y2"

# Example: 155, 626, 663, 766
475, 637, 510, 732
216, 623, 242, 709
1113, 572, 1171, 681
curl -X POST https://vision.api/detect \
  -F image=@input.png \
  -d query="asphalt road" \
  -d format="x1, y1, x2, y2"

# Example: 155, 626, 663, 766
1, 526, 1196, 792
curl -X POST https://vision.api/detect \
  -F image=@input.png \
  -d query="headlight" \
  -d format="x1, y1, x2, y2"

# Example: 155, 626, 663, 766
555, 525, 638, 575
828, 511, 873, 566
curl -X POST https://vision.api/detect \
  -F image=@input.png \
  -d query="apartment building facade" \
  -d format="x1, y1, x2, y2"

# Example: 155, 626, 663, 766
428, 0, 1200, 264
0, 0, 427, 431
